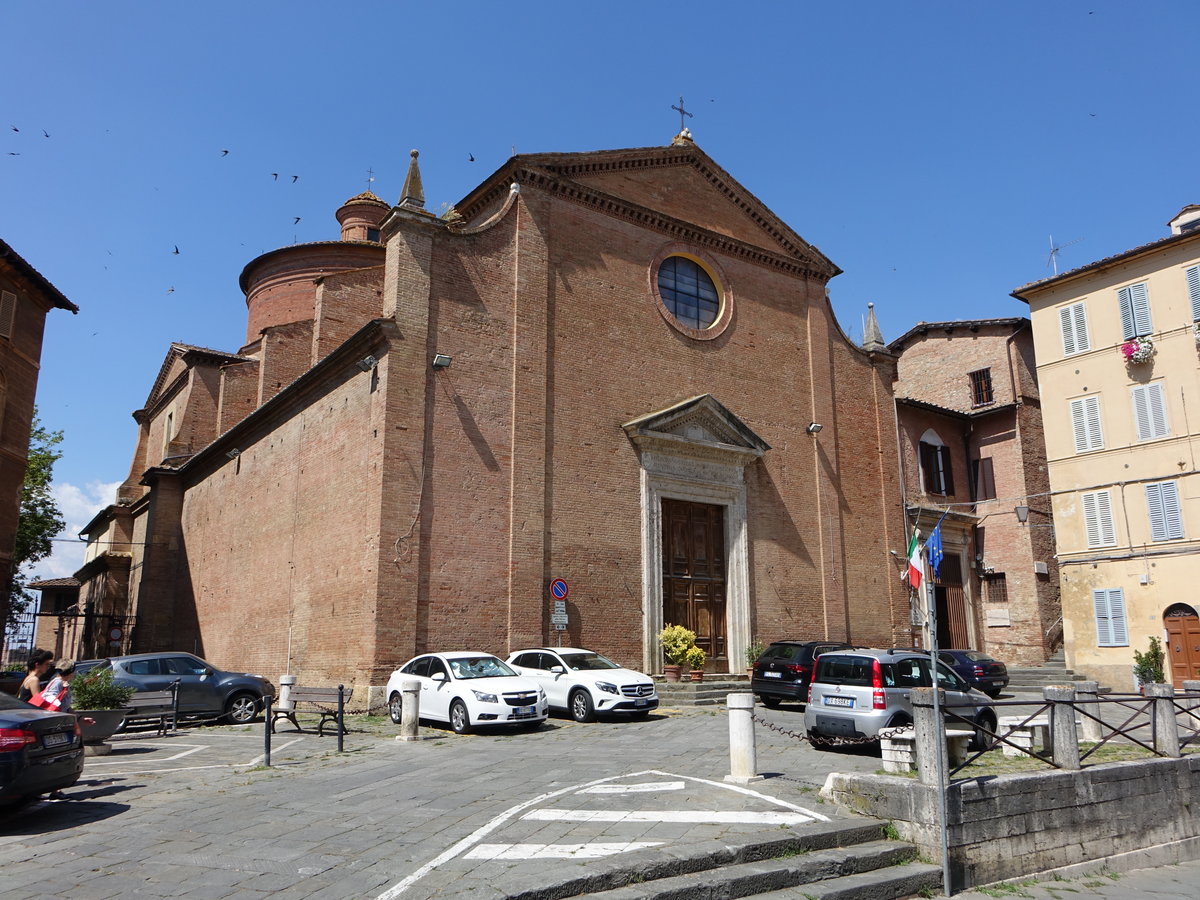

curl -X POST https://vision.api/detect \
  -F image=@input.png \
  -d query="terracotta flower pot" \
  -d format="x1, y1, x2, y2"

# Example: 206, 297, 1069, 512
663, 665, 682, 682
690, 670, 704, 682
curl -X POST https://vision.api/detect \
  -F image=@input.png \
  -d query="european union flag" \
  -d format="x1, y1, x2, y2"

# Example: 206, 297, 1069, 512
927, 524, 944, 580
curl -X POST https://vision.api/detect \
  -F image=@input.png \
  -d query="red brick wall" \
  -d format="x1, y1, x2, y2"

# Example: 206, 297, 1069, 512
313, 267, 385, 362
217, 361, 260, 435
257, 321, 314, 405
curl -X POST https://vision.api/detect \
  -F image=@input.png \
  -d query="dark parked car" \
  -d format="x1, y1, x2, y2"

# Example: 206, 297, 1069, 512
87, 652, 273, 724
0, 669, 23, 697
937, 649, 1009, 697
751, 640, 854, 708
0, 692, 84, 805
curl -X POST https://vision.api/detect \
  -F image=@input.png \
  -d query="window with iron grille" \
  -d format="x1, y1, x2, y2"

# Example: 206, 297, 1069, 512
984, 573, 1008, 603
969, 368, 994, 407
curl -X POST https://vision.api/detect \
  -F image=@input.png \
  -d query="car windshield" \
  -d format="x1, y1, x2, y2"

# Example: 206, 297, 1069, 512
559, 652, 619, 671
448, 656, 515, 679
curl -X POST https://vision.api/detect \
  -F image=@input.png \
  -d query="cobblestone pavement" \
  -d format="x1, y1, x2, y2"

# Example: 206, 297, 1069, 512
3, 701, 1196, 899
944, 859, 1200, 899
0, 704, 880, 899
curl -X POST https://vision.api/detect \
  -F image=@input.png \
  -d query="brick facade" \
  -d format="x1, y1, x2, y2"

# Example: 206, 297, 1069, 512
79, 140, 914, 695
891, 319, 1058, 665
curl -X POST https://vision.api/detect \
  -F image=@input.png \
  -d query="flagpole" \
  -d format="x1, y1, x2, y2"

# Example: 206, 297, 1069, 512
925, 513, 951, 895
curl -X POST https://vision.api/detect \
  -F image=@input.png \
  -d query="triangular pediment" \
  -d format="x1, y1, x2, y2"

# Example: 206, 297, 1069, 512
458, 144, 839, 278
623, 394, 769, 464
143, 342, 249, 412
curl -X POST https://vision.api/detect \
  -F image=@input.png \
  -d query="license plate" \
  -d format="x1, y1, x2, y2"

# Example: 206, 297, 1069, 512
823, 696, 854, 708
763, 671, 782, 678
516, 705, 535, 717
634, 698, 647, 707
42, 732, 71, 748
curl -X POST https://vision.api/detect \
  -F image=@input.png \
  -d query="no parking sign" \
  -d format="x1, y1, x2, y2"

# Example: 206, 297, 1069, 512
550, 578, 569, 600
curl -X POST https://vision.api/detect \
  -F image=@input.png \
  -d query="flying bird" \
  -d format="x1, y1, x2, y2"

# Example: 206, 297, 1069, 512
271, 173, 279, 180
293, 217, 301, 224
10, 126, 17, 133
6, 152, 18, 156
173, 245, 180, 255
42, 130, 50, 138
468, 153, 475, 162
291, 175, 298, 183
166, 287, 175, 294
220, 149, 229, 156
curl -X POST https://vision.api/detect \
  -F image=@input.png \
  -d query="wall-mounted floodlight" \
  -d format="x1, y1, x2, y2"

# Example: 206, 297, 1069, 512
1015, 505, 1030, 524
806, 422, 823, 434
225, 448, 241, 460
432, 354, 452, 370
356, 355, 378, 372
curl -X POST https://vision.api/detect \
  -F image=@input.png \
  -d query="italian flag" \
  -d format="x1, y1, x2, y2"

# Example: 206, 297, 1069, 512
904, 529, 923, 591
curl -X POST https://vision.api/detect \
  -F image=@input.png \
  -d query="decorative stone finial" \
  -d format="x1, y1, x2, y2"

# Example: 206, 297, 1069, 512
862, 302, 886, 351
671, 127, 695, 147
398, 149, 425, 210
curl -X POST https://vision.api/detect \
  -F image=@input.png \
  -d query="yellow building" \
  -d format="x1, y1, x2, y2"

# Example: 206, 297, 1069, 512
1014, 207, 1200, 690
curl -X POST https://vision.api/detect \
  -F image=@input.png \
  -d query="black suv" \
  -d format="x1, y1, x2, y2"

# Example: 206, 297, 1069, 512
751, 640, 854, 708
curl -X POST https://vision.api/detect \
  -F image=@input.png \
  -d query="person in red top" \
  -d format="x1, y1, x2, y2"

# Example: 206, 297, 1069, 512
35, 659, 78, 711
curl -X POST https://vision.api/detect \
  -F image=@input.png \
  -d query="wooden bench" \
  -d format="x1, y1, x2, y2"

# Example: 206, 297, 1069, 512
270, 686, 352, 736
122, 690, 178, 736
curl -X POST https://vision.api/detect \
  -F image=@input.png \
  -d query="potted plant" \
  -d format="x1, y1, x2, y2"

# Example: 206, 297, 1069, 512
1120, 337, 1155, 365
1132, 636, 1166, 691
744, 638, 765, 674
71, 667, 136, 744
686, 645, 706, 682
659, 624, 697, 682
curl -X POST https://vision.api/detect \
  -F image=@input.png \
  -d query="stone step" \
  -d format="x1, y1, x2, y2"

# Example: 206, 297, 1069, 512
655, 677, 751, 706
547, 839, 930, 900
750, 862, 944, 899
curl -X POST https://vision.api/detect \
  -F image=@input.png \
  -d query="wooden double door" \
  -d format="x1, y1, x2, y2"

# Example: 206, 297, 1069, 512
1165, 605, 1200, 687
662, 499, 727, 667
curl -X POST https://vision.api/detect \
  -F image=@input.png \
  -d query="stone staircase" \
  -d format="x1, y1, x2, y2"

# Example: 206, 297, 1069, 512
1005, 650, 1108, 694
495, 820, 940, 900
655, 674, 751, 707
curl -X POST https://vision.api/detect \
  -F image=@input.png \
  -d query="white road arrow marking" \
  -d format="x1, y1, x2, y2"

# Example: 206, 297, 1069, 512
465, 842, 663, 860
578, 781, 685, 794
523, 809, 816, 825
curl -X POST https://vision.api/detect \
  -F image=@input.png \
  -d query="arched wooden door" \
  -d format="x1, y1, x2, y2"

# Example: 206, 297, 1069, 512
1165, 604, 1200, 687
662, 498, 727, 668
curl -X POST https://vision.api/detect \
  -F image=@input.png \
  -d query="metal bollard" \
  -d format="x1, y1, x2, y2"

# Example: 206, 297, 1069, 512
1145, 683, 1181, 757
337, 684, 345, 753
725, 693, 763, 784
1045, 685, 1080, 770
263, 694, 274, 767
170, 679, 180, 733
397, 678, 422, 741
1076, 681, 1102, 744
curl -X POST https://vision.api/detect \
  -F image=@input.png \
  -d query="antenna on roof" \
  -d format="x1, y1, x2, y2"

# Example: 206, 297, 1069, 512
1047, 234, 1083, 275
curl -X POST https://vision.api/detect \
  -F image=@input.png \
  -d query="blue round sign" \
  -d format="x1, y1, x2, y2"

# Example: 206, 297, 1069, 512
550, 578, 569, 600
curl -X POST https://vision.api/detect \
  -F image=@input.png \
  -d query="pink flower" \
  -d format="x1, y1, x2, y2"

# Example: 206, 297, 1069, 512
1121, 341, 1138, 361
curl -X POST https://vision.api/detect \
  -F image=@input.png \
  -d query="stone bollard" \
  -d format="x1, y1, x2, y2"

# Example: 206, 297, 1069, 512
277, 674, 297, 712
1145, 683, 1181, 758
1045, 685, 1080, 770
1076, 681, 1103, 744
395, 678, 423, 742
911, 687, 946, 786
725, 692, 763, 784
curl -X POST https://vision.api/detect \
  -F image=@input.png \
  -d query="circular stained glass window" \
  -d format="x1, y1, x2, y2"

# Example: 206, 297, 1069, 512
657, 256, 721, 330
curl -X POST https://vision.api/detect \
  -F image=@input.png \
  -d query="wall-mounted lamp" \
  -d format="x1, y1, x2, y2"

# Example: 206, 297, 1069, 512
356, 355, 378, 372
432, 354, 452, 370
225, 448, 241, 460
1014, 505, 1030, 524
806, 422, 823, 434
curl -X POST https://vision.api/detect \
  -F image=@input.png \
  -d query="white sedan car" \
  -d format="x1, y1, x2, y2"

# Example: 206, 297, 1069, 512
385, 652, 548, 734
506, 647, 658, 722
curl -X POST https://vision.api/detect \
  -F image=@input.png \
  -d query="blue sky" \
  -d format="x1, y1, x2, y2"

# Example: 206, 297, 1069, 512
2, 1, 1197, 581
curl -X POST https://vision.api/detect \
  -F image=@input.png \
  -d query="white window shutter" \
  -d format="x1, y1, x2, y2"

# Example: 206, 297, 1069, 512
1060, 302, 1090, 355
1093, 589, 1113, 646
1071, 399, 1089, 451
1071, 396, 1103, 452
1187, 265, 1200, 321
1083, 490, 1115, 547
1146, 483, 1166, 540
1132, 383, 1169, 440
1147, 481, 1183, 541
1117, 283, 1152, 339
1109, 589, 1128, 645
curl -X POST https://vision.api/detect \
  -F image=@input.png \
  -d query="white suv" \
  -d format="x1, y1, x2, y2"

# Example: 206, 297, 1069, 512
506, 647, 658, 722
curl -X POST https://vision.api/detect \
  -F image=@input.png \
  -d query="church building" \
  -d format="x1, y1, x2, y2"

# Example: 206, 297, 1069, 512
78, 134, 912, 702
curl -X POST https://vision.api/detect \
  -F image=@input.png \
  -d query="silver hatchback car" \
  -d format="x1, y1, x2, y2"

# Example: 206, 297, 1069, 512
804, 648, 996, 748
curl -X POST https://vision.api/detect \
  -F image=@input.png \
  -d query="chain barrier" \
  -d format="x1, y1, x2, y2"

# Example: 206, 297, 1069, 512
750, 712, 912, 747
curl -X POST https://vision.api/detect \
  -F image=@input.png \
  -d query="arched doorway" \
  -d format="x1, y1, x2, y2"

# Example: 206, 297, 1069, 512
1164, 604, 1200, 687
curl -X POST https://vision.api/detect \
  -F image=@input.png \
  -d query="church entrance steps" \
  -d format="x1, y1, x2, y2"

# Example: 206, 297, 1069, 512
654, 675, 750, 707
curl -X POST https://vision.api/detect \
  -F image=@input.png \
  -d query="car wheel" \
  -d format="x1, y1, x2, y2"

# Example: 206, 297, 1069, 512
570, 689, 595, 723
759, 695, 782, 709
972, 711, 997, 752
449, 700, 471, 735
388, 691, 403, 725
225, 692, 259, 725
